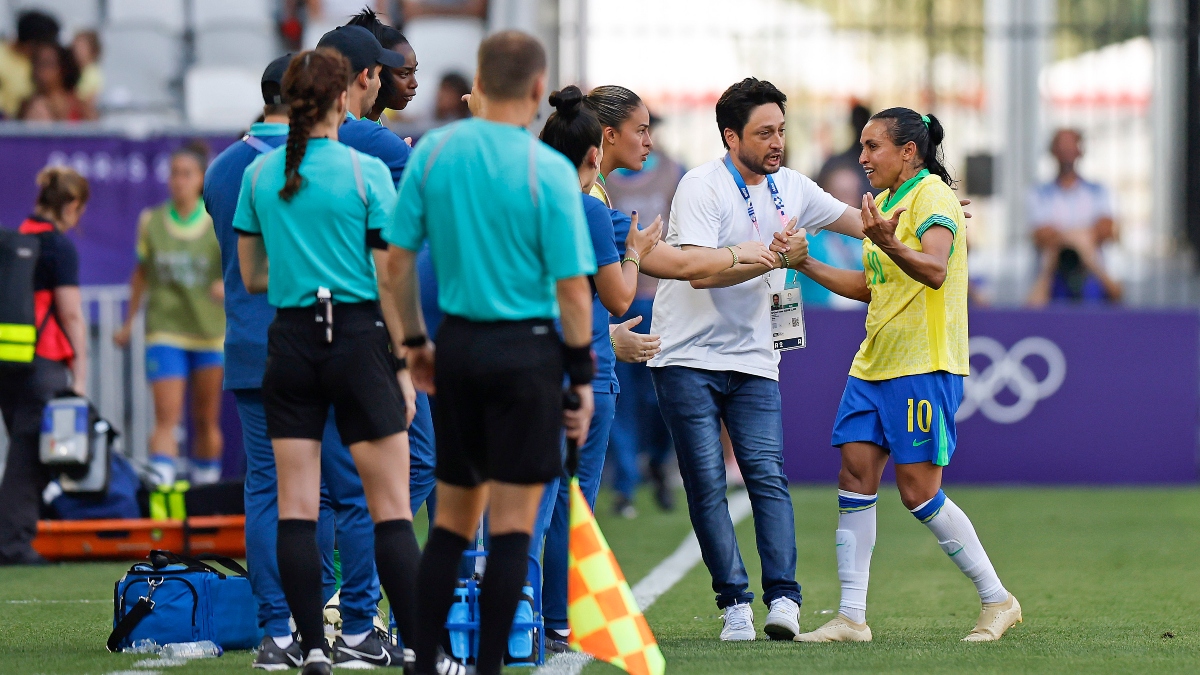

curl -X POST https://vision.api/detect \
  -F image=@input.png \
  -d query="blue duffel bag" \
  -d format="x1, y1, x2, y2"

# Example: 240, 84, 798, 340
107, 550, 262, 652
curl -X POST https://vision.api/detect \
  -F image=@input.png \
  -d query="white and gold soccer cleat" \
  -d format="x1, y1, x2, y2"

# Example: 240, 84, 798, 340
963, 594, 1022, 642
793, 615, 873, 643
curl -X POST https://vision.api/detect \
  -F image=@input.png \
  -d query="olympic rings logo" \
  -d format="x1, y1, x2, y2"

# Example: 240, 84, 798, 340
956, 336, 1066, 424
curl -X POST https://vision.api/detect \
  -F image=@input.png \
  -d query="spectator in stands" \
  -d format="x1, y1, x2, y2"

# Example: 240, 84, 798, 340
817, 103, 875, 200
434, 72, 471, 123
0, 10, 59, 119
18, 43, 95, 122
1027, 128, 1121, 305
346, 8, 420, 123
803, 165, 867, 308
0, 167, 90, 565
71, 31, 103, 106
113, 143, 226, 487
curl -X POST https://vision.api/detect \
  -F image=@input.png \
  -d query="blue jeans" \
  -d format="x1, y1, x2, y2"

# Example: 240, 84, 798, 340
238, 389, 379, 636
541, 392, 617, 631
651, 366, 801, 610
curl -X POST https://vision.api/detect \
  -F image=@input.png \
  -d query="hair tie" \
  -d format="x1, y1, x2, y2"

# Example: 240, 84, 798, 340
921, 114, 930, 128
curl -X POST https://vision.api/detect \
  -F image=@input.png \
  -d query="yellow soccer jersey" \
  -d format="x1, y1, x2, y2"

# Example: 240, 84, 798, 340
850, 170, 969, 381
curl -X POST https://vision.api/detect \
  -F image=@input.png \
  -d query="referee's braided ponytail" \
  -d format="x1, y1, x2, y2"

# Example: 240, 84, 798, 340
279, 49, 351, 202
871, 107, 956, 188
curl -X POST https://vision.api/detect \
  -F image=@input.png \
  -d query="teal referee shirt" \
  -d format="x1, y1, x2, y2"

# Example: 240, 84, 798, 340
384, 118, 595, 321
233, 138, 396, 308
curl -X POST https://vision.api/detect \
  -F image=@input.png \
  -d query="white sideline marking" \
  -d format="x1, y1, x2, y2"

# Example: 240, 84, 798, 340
534, 490, 755, 675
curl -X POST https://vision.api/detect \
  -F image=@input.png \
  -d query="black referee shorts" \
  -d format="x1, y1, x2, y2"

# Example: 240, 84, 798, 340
262, 302, 406, 446
433, 315, 565, 487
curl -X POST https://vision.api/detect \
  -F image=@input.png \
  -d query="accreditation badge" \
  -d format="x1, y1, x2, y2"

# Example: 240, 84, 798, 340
770, 280, 806, 351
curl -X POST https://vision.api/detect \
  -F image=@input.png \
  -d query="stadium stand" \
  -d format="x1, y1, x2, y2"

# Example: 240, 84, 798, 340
184, 66, 262, 129
192, 0, 277, 69
9, 0, 100, 35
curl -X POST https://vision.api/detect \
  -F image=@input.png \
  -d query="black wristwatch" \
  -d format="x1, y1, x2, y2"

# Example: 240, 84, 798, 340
402, 335, 428, 348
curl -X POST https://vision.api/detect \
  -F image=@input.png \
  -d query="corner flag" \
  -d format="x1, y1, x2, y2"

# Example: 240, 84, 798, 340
567, 478, 666, 675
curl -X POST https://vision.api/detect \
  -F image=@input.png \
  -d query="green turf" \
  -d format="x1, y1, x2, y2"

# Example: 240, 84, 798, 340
1, 487, 1198, 674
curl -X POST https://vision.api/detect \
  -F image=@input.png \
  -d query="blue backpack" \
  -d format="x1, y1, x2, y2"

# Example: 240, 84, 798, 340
107, 550, 262, 652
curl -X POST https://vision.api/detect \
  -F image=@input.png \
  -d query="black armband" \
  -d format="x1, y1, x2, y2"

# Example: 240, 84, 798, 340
563, 344, 595, 386
391, 354, 408, 372
366, 229, 388, 251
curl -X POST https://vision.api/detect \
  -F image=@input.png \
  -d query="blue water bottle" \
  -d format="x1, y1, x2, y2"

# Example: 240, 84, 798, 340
507, 584, 535, 660
447, 582, 471, 660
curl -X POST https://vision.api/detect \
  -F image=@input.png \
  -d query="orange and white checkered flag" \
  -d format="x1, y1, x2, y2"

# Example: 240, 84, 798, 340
567, 478, 666, 675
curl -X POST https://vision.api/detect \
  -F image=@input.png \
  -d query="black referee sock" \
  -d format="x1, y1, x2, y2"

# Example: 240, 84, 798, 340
276, 519, 325, 656
415, 527, 470, 674
476, 532, 532, 675
374, 519, 421, 649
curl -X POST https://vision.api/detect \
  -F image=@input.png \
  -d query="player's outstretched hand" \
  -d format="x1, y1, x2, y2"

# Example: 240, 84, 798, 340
611, 316, 660, 363
625, 211, 662, 262
861, 193, 903, 248
409, 343, 436, 394
732, 240, 777, 268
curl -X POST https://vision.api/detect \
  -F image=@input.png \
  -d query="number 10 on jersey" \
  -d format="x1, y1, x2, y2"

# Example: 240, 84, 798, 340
908, 398, 932, 433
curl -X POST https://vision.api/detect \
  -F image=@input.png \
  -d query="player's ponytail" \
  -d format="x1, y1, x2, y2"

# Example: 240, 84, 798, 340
541, 85, 603, 168
279, 49, 351, 202
871, 107, 956, 188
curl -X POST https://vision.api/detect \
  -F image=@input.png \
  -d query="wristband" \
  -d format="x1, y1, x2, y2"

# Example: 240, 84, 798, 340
610, 334, 617, 352
402, 335, 427, 348
780, 250, 791, 269
392, 354, 408, 372
563, 344, 595, 386
726, 246, 738, 268
621, 255, 641, 272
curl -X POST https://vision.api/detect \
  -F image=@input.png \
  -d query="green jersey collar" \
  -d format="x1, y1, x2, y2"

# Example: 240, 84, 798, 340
249, 122, 288, 137
881, 169, 930, 212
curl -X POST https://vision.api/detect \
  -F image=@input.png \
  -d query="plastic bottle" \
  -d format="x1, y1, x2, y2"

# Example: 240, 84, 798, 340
125, 638, 159, 654
507, 585, 535, 660
160, 640, 223, 659
447, 582, 471, 659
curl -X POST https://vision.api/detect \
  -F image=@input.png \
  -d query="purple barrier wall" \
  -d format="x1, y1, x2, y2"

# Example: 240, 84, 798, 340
0, 134, 237, 284
780, 307, 1200, 484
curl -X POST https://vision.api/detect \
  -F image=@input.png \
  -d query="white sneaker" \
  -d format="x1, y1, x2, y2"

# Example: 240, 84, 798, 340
720, 603, 756, 641
763, 597, 800, 640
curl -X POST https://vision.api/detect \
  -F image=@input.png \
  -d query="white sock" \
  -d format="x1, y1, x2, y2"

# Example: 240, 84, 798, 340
149, 455, 176, 487
913, 491, 1009, 604
835, 490, 877, 624
342, 629, 371, 648
272, 634, 294, 649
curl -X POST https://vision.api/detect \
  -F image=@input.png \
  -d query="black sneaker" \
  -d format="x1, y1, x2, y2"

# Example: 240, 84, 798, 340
333, 628, 407, 668
301, 648, 332, 675
433, 648, 470, 675
254, 635, 304, 670
649, 464, 675, 511
545, 631, 571, 655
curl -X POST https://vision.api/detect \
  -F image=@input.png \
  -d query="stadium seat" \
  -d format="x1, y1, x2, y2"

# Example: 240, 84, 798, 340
185, 66, 262, 129
194, 27, 279, 69
10, 0, 101, 34
190, 0, 273, 30
105, 0, 186, 34
99, 26, 181, 109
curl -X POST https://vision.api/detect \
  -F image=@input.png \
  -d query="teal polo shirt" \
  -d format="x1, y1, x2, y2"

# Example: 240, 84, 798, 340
384, 118, 595, 322
232, 138, 396, 308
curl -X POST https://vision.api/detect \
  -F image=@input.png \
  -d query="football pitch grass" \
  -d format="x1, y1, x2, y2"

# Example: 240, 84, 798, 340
1, 486, 1198, 674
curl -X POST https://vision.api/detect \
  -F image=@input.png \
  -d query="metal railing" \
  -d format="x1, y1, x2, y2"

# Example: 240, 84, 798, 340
81, 285, 151, 466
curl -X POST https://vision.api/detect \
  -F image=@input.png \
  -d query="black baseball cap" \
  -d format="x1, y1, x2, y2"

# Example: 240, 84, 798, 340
317, 25, 404, 74
262, 53, 294, 105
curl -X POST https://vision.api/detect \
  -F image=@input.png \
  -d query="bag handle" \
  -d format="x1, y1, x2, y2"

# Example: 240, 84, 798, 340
149, 549, 248, 578
106, 596, 153, 652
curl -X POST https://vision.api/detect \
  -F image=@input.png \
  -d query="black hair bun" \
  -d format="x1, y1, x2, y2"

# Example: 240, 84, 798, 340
549, 85, 584, 115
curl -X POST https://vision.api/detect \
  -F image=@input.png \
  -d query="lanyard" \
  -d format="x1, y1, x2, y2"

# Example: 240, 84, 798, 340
722, 154, 788, 238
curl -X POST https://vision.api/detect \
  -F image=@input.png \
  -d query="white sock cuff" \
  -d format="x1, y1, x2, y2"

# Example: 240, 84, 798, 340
838, 489, 878, 500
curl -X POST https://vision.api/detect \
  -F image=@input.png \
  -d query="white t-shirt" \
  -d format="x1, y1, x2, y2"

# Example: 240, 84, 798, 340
1027, 178, 1113, 232
649, 159, 847, 380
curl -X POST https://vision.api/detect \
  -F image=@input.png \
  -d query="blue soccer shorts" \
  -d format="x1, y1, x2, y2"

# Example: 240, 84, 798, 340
830, 371, 964, 466
146, 344, 224, 382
